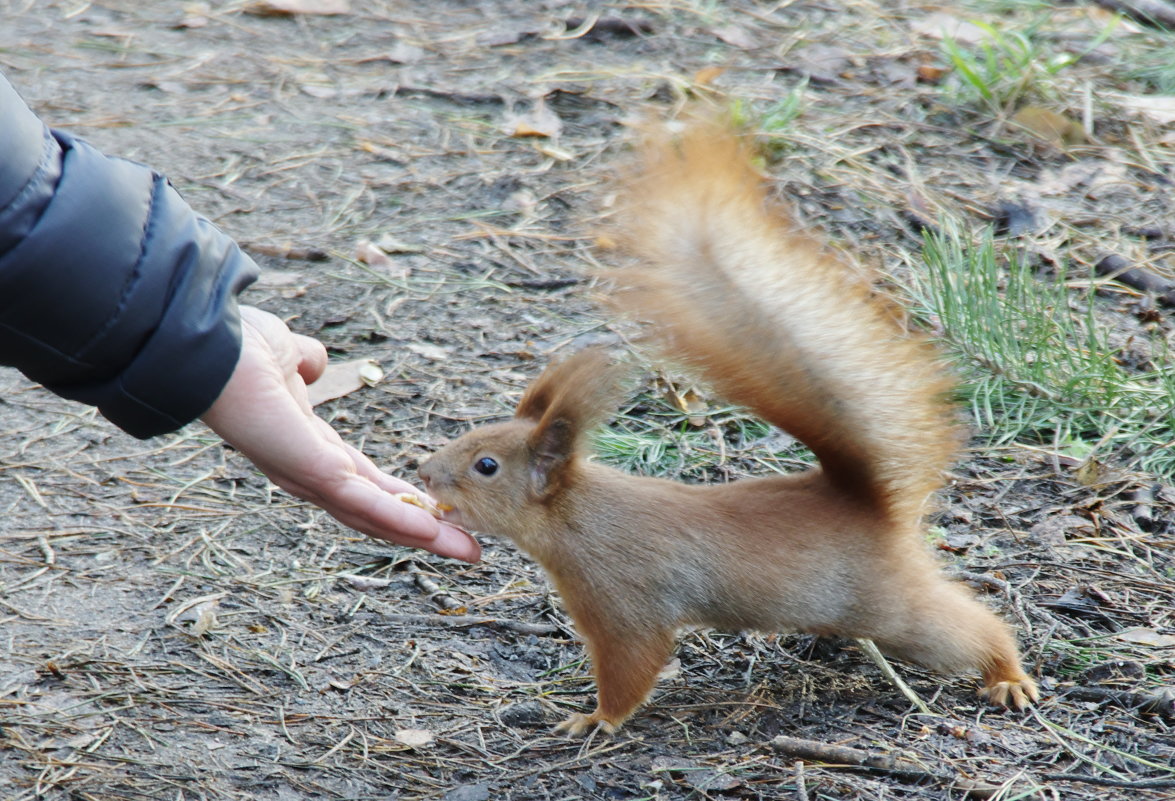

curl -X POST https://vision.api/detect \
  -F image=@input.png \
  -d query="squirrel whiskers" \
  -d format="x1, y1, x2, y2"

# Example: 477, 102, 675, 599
419, 120, 1039, 735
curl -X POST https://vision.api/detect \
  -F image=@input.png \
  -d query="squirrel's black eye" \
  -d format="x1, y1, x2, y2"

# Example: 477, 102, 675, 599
473, 457, 499, 476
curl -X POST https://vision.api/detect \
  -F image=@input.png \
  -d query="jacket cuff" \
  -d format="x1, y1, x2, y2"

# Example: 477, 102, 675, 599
0, 130, 258, 438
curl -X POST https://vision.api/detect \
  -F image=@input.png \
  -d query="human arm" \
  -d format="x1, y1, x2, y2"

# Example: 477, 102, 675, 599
0, 72, 253, 436
0, 72, 479, 561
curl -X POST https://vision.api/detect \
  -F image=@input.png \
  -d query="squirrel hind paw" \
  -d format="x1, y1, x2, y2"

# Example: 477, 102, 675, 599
979, 676, 1040, 710
555, 712, 618, 737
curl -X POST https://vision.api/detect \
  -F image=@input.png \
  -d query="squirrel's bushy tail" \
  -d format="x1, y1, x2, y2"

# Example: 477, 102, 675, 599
608, 121, 961, 527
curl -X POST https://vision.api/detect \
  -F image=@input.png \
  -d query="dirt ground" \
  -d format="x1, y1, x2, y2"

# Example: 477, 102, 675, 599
2, 1, 1174, 799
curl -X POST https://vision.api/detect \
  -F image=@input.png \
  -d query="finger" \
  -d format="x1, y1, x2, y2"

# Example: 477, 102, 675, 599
335, 437, 430, 495
362, 519, 481, 563
322, 498, 481, 562
319, 425, 449, 507
293, 333, 328, 384
316, 475, 482, 562
430, 523, 482, 563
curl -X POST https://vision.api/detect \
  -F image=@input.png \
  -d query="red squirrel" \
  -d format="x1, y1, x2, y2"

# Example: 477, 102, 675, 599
418, 121, 1039, 735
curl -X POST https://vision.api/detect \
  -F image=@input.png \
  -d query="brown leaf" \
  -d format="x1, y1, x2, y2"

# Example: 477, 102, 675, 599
306, 359, 384, 406
712, 24, 758, 49
916, 64, 948, 83
783, 44, 853, 84
1035, 161, 1130, 197
505, 99, 563, 139
242, 242, 330, 262
356, 240, 410, 279
911, 12, 989, 44
374, 234, 426, 254
406, 342, 452, 362
665, 385, 708, 427
244, 0, 350, 15
1028, 515, 1091, 547
693, 65, 727, 86
394, 729, 434, 748
1116, 627, 1175, 648
1012, 106, 1087, 146
1116, 93, 1175, 125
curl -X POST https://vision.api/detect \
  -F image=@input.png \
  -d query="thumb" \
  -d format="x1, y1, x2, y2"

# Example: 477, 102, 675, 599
294, 333, 328, 384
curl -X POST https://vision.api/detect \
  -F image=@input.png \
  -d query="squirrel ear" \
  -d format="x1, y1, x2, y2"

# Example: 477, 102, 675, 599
515, 367, 562, 422
516, 347, 624, 423
527, 417, 576, 498
516, 347, 631, 498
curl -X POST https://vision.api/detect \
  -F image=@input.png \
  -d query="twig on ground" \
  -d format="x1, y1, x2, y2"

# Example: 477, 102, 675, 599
856, 638, 934, 715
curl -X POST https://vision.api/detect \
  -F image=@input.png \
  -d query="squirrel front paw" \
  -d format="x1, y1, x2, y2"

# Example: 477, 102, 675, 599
980, 676, 1040, 710
555, 712, 618, 737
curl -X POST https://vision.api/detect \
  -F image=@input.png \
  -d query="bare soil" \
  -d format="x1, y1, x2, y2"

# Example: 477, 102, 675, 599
1, 2, 1173, 800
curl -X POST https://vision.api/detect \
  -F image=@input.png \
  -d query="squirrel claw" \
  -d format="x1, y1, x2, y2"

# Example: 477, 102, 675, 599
555, 712, 617, 737
980, 676, 1039, 710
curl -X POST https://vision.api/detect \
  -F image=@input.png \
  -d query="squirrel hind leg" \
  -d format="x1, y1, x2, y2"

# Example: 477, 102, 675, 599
980, 672, 1039, 710
555, 713, 617, 737
869, 577, 1038, 710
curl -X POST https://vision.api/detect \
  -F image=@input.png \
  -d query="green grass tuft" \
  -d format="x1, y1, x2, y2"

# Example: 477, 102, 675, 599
594, 395, 814, 481
910, 221, 1175, 478
939, 15, 1118, 114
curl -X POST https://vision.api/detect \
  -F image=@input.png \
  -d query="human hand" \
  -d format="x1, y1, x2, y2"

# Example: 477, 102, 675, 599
201, 306, 481, 562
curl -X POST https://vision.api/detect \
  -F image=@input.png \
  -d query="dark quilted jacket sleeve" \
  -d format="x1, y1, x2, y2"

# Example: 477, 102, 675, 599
0, 74, 258, 438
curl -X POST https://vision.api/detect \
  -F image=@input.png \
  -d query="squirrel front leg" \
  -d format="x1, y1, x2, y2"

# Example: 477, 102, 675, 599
556, 617, 677, 736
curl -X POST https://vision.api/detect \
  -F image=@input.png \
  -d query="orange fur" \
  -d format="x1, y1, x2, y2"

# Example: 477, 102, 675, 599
418, 121, 1038, 734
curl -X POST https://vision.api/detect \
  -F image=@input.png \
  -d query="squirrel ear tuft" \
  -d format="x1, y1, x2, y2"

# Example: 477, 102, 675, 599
515, 347, 630, 425
516, 348, 632, 498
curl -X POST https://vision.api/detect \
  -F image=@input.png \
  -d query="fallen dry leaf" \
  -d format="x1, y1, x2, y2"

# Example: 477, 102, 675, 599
911, 12, 989, 45
712, 24, 758, 49
534, 142, 576, 161
916, 64, 949, 83
1012, 106, 1087, 146
782, 44, 853, 84
306, 359, 384, 406
1116, 627, 1175, 648
340, 574, 394, 591
242, 242, 330, 262
406, 342, 451, 362
395, 729, 435, 748
693, 65, 727, 86
504, 99, 563, 139
244, 0, 350, 16
356, 239, 410, 279
1116, 94, 1175, 126
254, 271, 308, 288
393, 492, 446, 517
664, 385, 708, 427
165, 592, 228, 635
355, 239, 393, 269
374, 233, 425, 254
299, 82, 338, 100
1035, 160, 1131, 198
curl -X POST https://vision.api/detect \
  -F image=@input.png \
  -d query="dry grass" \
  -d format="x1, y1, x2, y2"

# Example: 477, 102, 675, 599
1, 1, 1173, 799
